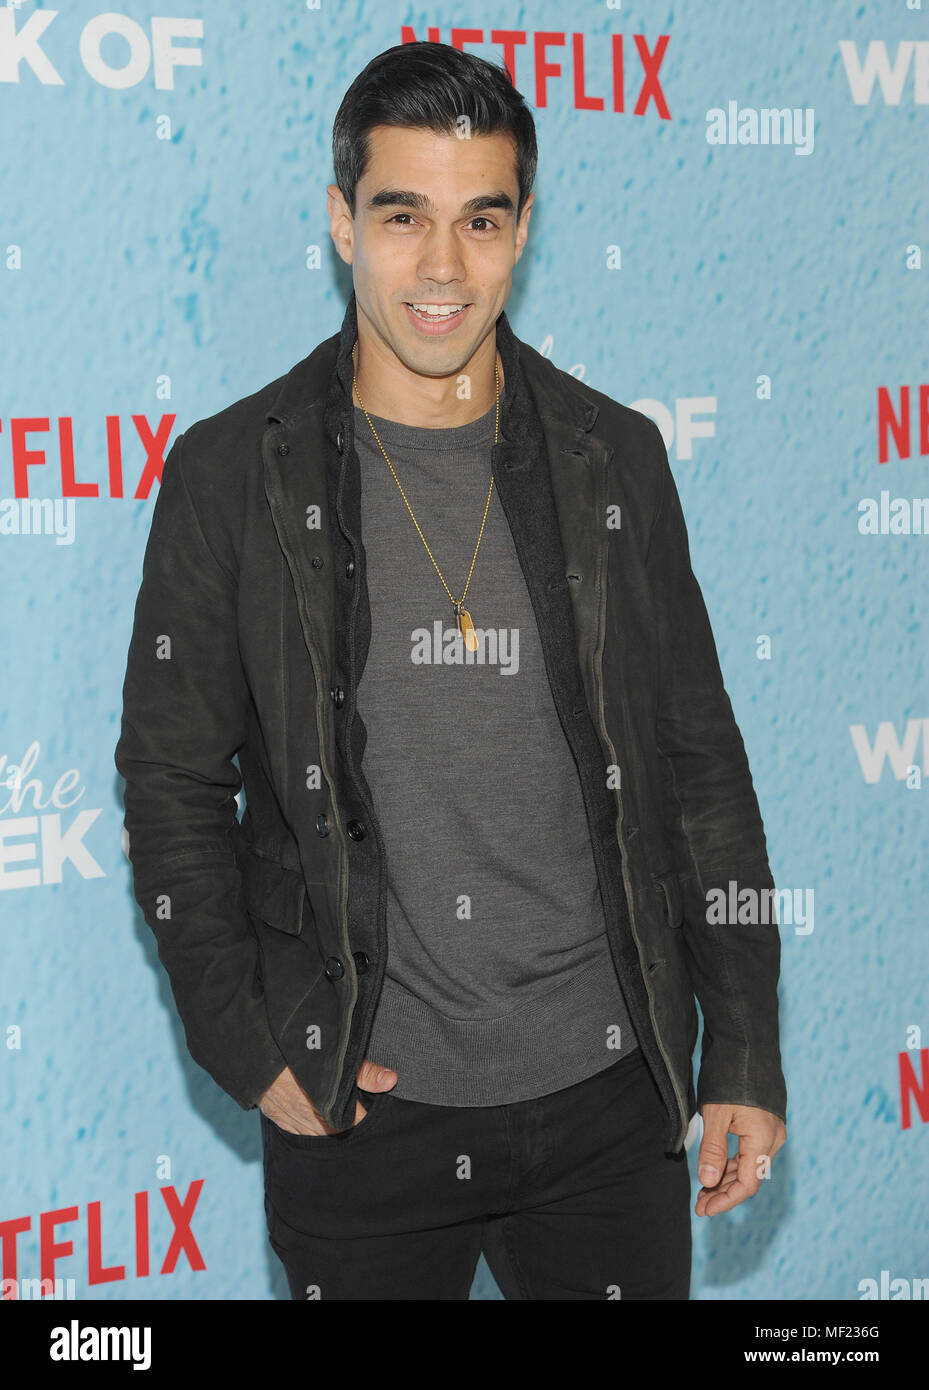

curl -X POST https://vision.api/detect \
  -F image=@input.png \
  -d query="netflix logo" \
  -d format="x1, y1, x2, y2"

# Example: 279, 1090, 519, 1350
0, 1180, 206, 1298
0, 414, 175, 501
400, 25, 671, 117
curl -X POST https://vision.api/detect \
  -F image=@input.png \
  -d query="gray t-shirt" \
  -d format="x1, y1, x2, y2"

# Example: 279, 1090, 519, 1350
356, 390, 638, 1105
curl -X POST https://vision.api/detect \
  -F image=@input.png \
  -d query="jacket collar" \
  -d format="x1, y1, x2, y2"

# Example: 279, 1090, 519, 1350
266, 290, 600, 442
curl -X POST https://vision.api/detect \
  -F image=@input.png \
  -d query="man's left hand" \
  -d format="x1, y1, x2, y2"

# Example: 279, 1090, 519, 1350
695, 1104, 787, 1216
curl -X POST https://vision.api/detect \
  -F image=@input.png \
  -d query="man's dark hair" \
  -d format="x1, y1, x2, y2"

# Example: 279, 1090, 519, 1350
332, 41, 538, 222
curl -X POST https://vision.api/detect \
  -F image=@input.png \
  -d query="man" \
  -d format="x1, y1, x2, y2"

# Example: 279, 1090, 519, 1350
115, 40, 786, 1301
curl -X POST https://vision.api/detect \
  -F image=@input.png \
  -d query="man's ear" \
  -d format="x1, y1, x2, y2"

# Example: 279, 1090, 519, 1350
327, 184, 354, 267
514, 192, 534, 263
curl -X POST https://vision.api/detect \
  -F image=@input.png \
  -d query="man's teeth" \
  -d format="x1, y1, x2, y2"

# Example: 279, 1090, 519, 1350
408, 303, 467, 318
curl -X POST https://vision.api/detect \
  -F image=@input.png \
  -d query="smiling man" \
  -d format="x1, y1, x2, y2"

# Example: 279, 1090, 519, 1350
115, 40, 787, 1301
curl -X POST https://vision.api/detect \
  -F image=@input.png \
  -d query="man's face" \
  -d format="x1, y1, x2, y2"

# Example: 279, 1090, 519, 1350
328, 124, 533, 380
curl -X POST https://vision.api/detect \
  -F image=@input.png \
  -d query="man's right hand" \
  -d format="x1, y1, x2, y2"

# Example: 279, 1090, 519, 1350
258, 1059, 398, 1136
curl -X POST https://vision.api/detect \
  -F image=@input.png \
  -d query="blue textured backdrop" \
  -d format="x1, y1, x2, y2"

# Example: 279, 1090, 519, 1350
1, 0, 927, 1301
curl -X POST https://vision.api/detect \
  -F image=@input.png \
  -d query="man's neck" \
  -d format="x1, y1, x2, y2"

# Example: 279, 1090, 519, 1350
351, 334, 504, 429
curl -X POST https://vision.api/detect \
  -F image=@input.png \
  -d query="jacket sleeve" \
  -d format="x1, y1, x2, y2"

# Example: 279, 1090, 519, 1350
114, 429, 288, 1110
643, 417, 787, 1123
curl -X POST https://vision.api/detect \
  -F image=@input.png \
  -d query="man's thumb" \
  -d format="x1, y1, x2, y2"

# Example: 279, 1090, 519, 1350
698, 1113, 729, 1187
356, 1058, 398, 1092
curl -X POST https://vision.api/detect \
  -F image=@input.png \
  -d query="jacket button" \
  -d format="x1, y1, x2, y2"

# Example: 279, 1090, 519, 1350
316, 814, 329, 837
337, 430, 344, 453
331, 686, 345, 707
346, 820, 365, 841
353, 951, 370, 974
345, 558, 355, 579
325, 957, 344, 980
277, 443, 290, 456
312, 555, 323, 569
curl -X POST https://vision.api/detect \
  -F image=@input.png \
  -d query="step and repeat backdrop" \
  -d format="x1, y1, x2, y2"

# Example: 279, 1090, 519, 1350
1, 1, 926, 1301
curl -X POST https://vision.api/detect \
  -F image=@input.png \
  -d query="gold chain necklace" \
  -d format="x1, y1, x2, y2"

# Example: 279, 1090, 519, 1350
351, 341, 499, 653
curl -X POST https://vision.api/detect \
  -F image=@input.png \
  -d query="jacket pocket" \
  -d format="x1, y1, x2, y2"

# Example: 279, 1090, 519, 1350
239, 847, 308, 937
652, 869, 684, 929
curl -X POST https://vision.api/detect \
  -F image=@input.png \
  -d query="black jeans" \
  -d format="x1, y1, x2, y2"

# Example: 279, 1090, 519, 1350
260, 1046, 692, 1300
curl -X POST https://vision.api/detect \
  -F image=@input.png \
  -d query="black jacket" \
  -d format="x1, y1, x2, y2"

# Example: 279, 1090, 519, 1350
115, 291, 787, 1151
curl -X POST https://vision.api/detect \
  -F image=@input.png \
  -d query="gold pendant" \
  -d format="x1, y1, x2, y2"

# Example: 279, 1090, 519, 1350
457, 606, 478, 653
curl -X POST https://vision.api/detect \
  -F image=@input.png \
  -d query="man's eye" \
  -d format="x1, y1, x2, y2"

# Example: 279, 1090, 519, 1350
385, 214, 497, 232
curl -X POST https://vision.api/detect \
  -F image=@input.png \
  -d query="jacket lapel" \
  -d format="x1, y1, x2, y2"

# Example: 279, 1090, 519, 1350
536, 406, 614, 721
497, 322, 615, 732
261, 336, 340, 665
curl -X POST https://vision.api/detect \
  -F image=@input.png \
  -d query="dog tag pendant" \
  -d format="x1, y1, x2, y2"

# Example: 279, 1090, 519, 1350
457, 605, 478, 653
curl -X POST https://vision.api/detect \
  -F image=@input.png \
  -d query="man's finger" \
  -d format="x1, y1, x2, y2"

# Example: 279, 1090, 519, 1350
698, 1172, 758, 1216
355, 1057, 399, 1093
694, 1157, 738, 1216
734, 1133, 765, 1201
697, 1107, 732, 1187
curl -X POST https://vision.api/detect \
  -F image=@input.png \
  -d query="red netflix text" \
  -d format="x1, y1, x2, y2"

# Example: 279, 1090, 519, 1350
401, 26, 671, 117
899, 1049, 929, 1131
0, 415, 175, 498
0, 1180, 205, 1297
877, 385, 929, 465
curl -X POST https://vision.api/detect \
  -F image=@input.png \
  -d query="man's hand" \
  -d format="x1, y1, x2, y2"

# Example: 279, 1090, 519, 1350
258, 1059, 399, 1136
695, 1103, 786, 1216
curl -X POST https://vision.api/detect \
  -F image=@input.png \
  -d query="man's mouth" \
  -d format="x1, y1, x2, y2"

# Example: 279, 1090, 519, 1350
405, 302, 470, 322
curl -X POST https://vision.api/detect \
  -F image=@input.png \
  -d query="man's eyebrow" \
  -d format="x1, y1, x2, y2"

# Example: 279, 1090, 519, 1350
366, 189, 515, 217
